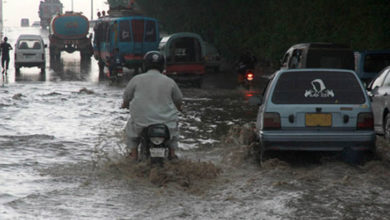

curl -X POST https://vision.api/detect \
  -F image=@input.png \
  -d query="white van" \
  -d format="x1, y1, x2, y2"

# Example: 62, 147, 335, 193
14, 35, 46, 73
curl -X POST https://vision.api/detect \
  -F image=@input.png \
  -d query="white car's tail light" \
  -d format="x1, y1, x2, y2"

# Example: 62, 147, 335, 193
357, 112, 374, 130
263, 112, 281, 130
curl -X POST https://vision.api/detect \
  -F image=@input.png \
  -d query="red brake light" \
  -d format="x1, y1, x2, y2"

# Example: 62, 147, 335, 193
357, 113, 374, 130
263, 112, 281, 130
246, 72, 254, 81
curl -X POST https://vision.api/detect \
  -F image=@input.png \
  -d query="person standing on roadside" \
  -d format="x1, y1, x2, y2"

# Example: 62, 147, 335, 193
0, 37, 13, 73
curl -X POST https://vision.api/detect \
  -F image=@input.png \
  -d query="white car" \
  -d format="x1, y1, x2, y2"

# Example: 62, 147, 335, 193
14, 34, 46, 73
254, 68, 375, 165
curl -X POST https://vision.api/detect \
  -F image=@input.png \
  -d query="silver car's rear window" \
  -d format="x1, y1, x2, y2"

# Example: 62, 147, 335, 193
272, 71, 365, 104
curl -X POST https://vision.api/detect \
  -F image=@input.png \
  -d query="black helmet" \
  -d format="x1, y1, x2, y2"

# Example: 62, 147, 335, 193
143, 51, 164, 72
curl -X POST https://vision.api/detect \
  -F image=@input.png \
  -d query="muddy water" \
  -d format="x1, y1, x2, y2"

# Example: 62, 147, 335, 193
2, 27, 390, 219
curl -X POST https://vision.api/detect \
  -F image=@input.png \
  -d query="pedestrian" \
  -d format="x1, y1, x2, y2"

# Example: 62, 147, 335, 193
0, 37, 13, 73
121, 51, 183, 160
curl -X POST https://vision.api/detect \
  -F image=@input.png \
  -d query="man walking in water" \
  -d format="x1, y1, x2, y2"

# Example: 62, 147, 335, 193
0, 37, 13, 73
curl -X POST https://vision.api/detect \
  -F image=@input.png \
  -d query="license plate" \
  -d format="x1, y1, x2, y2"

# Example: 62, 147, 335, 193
150, 148, 166, 158
305, 113, 332, 127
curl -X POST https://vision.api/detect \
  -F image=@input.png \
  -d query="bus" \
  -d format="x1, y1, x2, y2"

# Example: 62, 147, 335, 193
93, 16, 159, 76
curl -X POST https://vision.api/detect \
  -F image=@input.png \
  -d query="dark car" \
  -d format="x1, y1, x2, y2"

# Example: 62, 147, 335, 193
280, 42, 355, 70
355, 50, 390, 85
367, 65, 390, 139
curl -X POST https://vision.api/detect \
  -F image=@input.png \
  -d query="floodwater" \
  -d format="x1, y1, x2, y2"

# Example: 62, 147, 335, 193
1, 27, 390, 219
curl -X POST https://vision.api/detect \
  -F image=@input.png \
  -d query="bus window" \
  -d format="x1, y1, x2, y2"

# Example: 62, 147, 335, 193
131, 20, 145, 42
102, 22, 109, 43
145, 20, 156, 42
107, 25, 112, 43
119, 20, 131, 42
110, 22, 119, 43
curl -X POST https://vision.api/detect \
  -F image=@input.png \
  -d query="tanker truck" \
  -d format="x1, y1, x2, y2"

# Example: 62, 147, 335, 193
49, 12, 93, 61
39, 0, 63, 29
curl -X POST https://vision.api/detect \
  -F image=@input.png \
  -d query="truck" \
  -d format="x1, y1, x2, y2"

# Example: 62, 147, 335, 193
39, 0, 63, 29
21, 18, 30, 27
49, 12, 93, 61
108, 0, 135, 11
355, 50, 390, 85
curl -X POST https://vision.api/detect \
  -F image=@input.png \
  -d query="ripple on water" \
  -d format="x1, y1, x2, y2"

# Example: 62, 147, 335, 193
0, 134, 55, 142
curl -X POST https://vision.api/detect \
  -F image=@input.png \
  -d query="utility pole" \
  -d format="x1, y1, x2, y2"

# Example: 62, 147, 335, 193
0, 0, 3, 40
71, 0, 73, 11
91, 0, 93, 20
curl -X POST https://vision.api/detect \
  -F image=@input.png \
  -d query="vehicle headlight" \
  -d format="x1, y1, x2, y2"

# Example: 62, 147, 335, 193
150, 137, 165, 145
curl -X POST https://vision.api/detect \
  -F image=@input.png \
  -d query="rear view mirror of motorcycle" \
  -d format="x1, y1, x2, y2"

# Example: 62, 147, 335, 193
248, 95, 262, 106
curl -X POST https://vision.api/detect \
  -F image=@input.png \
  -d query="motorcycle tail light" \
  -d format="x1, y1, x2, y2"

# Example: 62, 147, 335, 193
246, 72, 254, 81
357, 112, 374, 130
150, 137, 165, 145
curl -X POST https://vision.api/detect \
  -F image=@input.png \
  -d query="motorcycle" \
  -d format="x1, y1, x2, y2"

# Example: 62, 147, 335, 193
237, 63, 255, 90
107, 56, 124, 82
138, 123, 173, 165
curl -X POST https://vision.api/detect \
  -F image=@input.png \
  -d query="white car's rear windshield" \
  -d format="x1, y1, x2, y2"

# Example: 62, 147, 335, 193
17, 40, 42, 49
272, 71, 365, 104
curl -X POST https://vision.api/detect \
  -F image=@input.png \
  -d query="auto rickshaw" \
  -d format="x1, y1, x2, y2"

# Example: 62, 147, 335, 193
159, 32, 206, 87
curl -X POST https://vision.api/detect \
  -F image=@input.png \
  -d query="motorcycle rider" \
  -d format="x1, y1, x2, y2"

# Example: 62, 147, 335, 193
121, 51, 183, 160
237, 51, 257, 83
108, 48, 124, 78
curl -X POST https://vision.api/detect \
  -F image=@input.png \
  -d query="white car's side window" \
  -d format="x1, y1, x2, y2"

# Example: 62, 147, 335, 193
382, 70, 390, 87
372, 70, 388, 88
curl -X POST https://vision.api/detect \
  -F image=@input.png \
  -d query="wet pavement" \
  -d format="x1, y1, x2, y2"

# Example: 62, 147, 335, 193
1, 27, 390, 219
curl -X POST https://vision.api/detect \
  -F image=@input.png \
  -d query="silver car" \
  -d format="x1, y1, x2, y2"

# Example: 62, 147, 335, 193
367, 65, 390, 138
255, 69, 375, 162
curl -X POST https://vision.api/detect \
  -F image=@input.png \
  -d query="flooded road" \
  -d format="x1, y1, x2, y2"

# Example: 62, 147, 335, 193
1, 27, 390, 219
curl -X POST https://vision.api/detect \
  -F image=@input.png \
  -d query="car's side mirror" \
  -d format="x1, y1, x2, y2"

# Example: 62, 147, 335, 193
248, 95, 262, 106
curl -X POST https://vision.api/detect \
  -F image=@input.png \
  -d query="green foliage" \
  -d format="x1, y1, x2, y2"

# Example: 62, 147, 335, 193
137, 0, 390, 66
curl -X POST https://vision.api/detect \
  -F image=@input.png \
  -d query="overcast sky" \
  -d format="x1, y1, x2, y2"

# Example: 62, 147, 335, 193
2, 0, 109, 27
